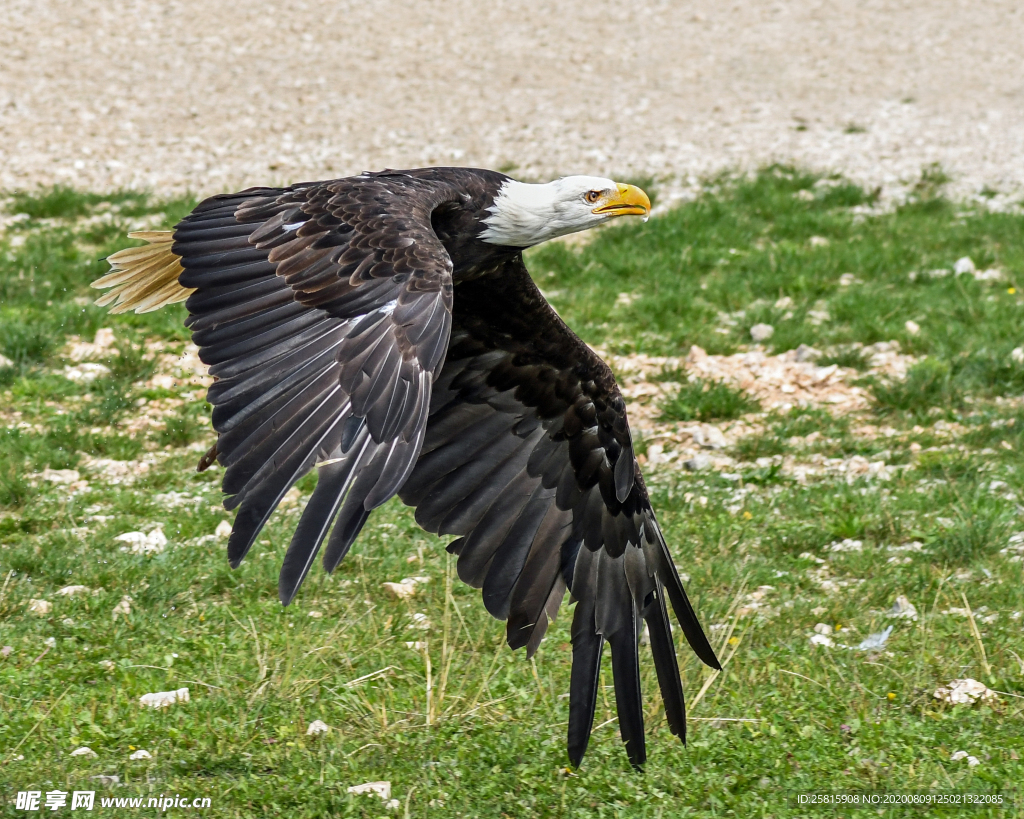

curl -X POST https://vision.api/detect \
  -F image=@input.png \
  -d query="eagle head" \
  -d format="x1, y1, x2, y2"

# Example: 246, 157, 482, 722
479, 175, 651, 248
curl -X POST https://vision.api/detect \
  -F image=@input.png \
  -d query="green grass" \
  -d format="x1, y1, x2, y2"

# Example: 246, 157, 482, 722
1, 174, 1023, 817
658, 376, 760, 423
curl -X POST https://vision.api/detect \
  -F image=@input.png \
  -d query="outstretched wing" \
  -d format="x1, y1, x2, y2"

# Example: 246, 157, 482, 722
172, 175, 457, 603
399, 256, 720, 768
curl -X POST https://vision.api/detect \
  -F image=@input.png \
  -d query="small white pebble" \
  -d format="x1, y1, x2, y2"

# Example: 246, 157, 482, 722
70, 746, 97, 758
28, 599, 52, 615
139, 687, 189, 708
57, 585, 91, 597
750, 323, 774, 342
348, 781, 391, 800
306, 719, 330, 736
214, 520, 232, 538
307, 610, 323, 619
112, 595, 132, 619
129, 749, 152, 760
953, 256, 976, 276
905, 320, 921, 335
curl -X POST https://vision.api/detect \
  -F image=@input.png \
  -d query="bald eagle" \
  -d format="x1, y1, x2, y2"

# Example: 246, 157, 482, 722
93, 167, 720, 767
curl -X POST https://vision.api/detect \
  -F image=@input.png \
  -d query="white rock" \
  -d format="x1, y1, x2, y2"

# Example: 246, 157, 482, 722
795, 344, 821, 362
825, 538, 863, 553
28, 598, 52, 615
348, 782, 391, 801
98, 660, 116, 671
809, 633, 835, 648
62, 617, 75, 627
306, 719, 330, 736
307, 610, 323, 618
214, 520, 232, 538
44, 637, 56, 648
933, 678, 996, 705
0, 353, 13, 369
70, 746, 97, 757
383, 581, 417, 600
855, 625, 893, 651
385, 799, 401, 810
115, 528, 167, 555
813, 623, 834, 635
774, 296, 794, 310
129, 749, 152, 760
904, 320, 920, 335
973, 268, 1003, 282
42, 468, 80, 485
57, 585, 91, 597
383, 576, 430, 600
953, 256, 976, 276
809, 235, 830, 247
690, 424, 728, 449
1011, 348, 1024, 364
111, 595, 132, 618
750, 323, 774, 342
63, 362, 111, 383
404, 641, 428, 650
683, 454, 711, 472
410, 612, 431, 630
838, 273, 858, 286
93, 328, 116, 349
887, 595, 918, 620
139, 687, 190, 709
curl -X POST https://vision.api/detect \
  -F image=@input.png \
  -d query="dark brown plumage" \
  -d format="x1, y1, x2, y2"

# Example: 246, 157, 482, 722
93, 167, 720, 768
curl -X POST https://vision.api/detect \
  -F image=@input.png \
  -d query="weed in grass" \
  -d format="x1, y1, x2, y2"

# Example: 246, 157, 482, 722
156, 402, 211, 449
733, 432, 787, 461
9, 185, 149, 220
659, 377, 760, 422
0, 317, 58, 366
928, 488, 1011, 565
772, 407, 850, 439
817, 344, 871, 371
869, 358, 963, 417
912, 162, 952, 202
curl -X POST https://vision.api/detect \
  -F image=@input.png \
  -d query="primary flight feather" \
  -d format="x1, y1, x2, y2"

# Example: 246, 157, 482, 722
93, 167, 720, 767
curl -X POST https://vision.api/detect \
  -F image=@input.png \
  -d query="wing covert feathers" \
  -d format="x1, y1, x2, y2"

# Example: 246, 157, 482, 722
92, 231, 193, 313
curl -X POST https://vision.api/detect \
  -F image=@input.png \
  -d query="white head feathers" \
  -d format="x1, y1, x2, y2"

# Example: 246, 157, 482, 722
479, 176, 649, 248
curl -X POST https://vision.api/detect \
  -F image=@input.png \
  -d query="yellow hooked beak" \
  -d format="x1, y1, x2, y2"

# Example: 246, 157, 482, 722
592, 183, 651, 217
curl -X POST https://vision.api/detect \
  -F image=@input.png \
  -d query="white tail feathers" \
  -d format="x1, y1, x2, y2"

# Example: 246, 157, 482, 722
92, 231, 193, 314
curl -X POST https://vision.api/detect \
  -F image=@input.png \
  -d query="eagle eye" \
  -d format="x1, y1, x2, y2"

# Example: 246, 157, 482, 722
584, 190, 602, 204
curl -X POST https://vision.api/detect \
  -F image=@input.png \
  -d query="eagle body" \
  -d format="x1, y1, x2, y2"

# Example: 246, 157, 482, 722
93, 167, 719, 767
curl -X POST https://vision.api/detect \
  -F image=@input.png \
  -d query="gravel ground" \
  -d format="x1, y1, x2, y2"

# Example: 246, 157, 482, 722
2, 0, 1023, 204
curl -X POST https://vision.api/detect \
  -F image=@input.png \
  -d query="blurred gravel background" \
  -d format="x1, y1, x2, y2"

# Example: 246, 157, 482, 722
2, 0, 1023, 204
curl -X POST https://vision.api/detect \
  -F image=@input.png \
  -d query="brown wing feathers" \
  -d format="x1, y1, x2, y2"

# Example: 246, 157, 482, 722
92, 170, 718, 768
163, 179, 457, 604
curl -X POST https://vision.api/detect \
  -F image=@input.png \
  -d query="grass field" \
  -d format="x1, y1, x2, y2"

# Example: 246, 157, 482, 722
1, 169, 1023, 817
